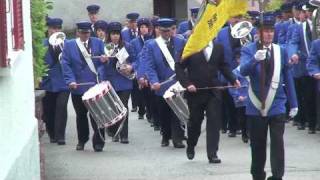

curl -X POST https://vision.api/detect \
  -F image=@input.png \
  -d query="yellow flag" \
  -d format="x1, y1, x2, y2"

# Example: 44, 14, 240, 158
181, 0, 248, 60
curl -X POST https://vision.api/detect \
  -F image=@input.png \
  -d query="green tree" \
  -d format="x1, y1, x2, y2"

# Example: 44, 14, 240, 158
266, 0, 284, 11
31, 0, 53, 88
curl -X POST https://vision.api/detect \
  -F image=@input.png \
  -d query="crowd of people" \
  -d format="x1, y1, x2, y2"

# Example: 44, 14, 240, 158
40, 1, 320, 180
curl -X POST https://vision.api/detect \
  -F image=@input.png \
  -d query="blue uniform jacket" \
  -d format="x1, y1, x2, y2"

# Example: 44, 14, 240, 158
143, 36, 186, 96
130, 36, 145, 72
121, 28, 136, 43
40, 39, 68, 92
101, 42, 135, 91
277, 20, 291, 46
228, 66, 249, 108
136, 39, 153, 79
287, 22, 311, 78
61, 37, 105, 95
177, 20, 190, 35
307, 39, 320, 91
240, 42, 298, 116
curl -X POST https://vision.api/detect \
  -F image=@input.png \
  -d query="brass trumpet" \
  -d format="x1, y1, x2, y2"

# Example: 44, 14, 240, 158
48, 32, 66, 61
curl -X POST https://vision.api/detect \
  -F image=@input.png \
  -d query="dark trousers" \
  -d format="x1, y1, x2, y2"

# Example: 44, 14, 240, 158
42, 91, 70, 141
294, 76, 317, 129
137, 87, 152, 118
248, 114, 286, 180
156, 96, 184, 142
221, 89, 238, 132
150, 91, 160, 127
108, 90, 131, 139
317, 90, 320, 129
71, 94, 105, 146
131, 79, 139, 109
187, 93, 222, 157
237, 106, 248, 137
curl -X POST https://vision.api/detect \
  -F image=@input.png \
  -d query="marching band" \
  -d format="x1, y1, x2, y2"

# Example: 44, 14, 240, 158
41, 1, 320, 179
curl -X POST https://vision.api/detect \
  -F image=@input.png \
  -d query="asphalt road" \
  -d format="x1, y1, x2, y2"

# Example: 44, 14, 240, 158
44, 101, 320, 180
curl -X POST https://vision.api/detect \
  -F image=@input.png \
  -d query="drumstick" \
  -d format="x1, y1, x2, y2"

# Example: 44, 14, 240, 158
76, 82, 96, 86
90, 55, 115, 59
171, 85, 248, 93
159, 74, 176, 86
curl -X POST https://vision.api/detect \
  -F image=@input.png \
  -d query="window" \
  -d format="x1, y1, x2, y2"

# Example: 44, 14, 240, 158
0, 0, 24, 68
13, 0, 24, 50
0, 1, 8, 67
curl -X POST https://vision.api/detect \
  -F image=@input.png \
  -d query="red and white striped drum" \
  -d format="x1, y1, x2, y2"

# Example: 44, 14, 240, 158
82, 81, 127, 129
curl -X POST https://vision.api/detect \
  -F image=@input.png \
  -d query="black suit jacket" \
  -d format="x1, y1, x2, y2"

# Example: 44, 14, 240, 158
175, 42, 236, 100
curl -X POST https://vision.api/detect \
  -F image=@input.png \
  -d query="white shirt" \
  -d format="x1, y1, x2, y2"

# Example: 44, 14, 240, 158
203, 41, 213, 61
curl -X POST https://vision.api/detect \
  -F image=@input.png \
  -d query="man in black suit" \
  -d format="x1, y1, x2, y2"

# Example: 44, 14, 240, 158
175, 40, 240, 163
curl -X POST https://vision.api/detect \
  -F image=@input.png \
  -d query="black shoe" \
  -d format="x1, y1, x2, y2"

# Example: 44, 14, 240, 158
228, 131, 236, 137
154, 126, 160, 131
161, 138, 169, 147
186, 146, 195, 160
208, 154, 221, 164
297, 124, 305, 130
138, 114, 144, 119
292, 121, 299, 126
50, 138, 57, 143
267, 176, 282, 180
308, 129, 316, 134
57, 140, 66, 145
173, 141, 185, 148
93, 144, 104, 152
120, 138, 129, 144
131, 107, 137, 112
112, 136, 119, 142
221, 129, 227, 134
242, 135, 249, 143
76, 143, 85, 151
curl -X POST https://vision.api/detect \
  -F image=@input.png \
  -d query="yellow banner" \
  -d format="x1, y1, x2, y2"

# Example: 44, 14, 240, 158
181, 0, 248, 60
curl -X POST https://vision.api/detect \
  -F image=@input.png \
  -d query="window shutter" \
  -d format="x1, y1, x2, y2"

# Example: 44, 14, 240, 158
13, 0, 24, 50
0, 1, 8, 67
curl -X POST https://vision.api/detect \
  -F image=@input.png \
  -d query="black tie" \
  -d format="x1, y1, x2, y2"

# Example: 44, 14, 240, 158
306, 22, 312, 41
166, 40, 174, 58
84, 42, 90, 54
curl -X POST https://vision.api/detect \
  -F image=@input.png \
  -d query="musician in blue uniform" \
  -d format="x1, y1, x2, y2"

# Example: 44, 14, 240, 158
215, 15, 255, 137
307, 38, 320, 132
94, 20, 108, 44
121, 12, 140, 112
228, 50, 249, 143
142, 18, 186, 148
240, 13, 298, 180
61, 21, 108, 152
130, 18, 153, 120
285, 2, 302, 45
101, 22, 136, 144
122, 12, 140, 43
177, 7, 199, 37
86, 4, 100, 37
40, 18, 69, 145
276, 2, 294, 45
287, 2, 317, 133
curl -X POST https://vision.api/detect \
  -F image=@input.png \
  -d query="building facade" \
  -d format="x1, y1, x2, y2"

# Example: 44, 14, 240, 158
0, 0, 41, 179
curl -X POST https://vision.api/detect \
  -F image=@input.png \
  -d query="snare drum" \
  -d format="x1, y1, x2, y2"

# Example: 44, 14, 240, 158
163, 82, 190, 123
82, 81, 127, 129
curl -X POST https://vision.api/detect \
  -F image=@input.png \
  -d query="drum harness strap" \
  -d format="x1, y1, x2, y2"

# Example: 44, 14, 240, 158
155, 37, 175, 71
76, 38, 100, 83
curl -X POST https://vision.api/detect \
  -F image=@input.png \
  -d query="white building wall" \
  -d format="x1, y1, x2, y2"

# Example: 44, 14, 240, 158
49, 0, 154, 30
0, 0, 40, 180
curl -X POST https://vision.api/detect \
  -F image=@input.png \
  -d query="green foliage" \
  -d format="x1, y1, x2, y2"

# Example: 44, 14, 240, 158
266, 0, 283, 11
31, 0, 52, 88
